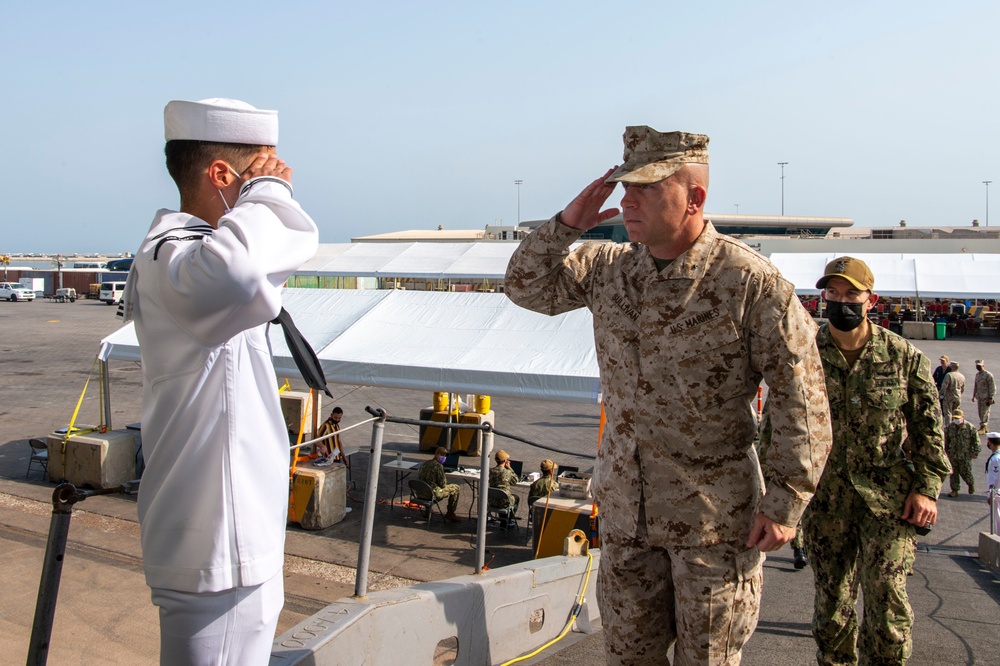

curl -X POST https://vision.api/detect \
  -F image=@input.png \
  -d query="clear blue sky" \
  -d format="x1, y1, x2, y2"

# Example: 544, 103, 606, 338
3, 1, 998, 253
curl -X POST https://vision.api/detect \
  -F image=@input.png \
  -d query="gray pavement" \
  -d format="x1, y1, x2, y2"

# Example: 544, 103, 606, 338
1, 299, 999, 664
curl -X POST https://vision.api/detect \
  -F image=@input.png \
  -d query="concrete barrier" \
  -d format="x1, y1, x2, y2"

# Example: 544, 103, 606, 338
269, 551, 602, 665
979, 532, 1000, 573
902, 321, 935, 340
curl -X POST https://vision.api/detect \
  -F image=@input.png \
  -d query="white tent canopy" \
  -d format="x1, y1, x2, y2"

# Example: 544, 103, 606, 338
99, 289, 603, 404
295, 242, 581, 279
769, 253, 1000, 299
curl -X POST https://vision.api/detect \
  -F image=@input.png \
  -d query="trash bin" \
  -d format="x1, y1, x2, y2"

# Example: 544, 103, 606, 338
935, 321, 947, 340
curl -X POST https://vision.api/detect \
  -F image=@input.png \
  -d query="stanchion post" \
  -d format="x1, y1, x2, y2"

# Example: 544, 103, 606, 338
100, 359, 112, 431
475, 426, 494, 575
27, 485, 78, 666
355, 407, 386, 598
991, 488, 997, 535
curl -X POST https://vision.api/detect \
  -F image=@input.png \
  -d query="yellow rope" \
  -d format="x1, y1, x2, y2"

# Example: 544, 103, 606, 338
287, 389, 314, 520
60, 356, 101, 479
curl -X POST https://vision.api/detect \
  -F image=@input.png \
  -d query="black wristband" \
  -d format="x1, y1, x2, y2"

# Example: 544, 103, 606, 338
239, 176, 294, 198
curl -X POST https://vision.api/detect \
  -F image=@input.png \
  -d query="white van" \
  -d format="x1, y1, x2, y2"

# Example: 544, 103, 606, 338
99, 281, 127, 305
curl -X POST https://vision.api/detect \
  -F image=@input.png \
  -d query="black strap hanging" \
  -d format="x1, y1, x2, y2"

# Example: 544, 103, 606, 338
271, 307, 333, 397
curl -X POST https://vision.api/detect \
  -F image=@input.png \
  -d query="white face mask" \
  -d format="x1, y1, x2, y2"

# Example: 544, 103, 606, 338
953, 418, 963, 425
217, 165, 243, 214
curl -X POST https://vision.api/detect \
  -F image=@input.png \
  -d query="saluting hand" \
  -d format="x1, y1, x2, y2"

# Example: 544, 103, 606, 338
559, 168, 621, 232
243, 152, 293, 186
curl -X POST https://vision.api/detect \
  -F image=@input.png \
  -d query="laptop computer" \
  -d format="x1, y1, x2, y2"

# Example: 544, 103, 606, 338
508, 459, 524, 478
559, 465, 579, 474
443, 453, 461, 473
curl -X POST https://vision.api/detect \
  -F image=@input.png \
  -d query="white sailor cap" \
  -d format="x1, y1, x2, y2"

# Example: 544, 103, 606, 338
164, 98, 278, 145
988, 432, 1000, 440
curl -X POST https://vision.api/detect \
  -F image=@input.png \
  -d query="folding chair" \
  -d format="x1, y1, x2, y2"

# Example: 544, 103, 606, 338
487, 488, 519, 534
26, 439, 48, 479
408, 479, 446, 529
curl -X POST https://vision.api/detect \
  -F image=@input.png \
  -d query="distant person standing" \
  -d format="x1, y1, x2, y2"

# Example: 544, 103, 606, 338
972, 360, 996, 433
315, 407, 344, 466
804, 257, 950, 665
939, 361, 966, 421
126, 98, 319, 665
944, 408, 980, 497
933, 355, 950, 392
986, 433, 1000, 533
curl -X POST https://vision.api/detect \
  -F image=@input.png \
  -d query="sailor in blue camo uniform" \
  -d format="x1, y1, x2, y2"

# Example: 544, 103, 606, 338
805, 257, 950, 665
944, 408, 980, 497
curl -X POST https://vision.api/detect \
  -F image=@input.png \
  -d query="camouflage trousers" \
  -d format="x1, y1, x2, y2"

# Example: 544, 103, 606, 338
597, 525, 763, 665
941, 397, 961, 422
792, 528, 804, 550
432, 483, 460, 514
948, 455, 975, 493
803, 472, 915, 666
976, 399, 992, 429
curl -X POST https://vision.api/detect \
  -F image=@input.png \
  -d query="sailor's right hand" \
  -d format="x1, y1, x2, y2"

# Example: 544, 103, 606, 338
559, 168, 621, 232
245, 152, 293, 186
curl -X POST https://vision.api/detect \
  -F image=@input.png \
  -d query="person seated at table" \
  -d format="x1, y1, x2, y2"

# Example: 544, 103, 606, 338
418, 447, 462, 522
528, 459, 559, 505
488, 449, 521, 514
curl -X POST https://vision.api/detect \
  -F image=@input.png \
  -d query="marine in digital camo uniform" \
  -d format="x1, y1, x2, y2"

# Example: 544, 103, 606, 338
805, 257, 950, 666
944, 408, 980, 496
939, 361, 965, 423
505, 126, 833, 665
972, 360, 996, 433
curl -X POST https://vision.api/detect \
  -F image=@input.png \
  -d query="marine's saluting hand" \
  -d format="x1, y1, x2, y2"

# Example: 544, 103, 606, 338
559, 168, 621, 232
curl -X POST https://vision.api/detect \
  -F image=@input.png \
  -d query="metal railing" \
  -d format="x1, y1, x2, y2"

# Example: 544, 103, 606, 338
356, 407, 496, 594
28, 481, 140, 666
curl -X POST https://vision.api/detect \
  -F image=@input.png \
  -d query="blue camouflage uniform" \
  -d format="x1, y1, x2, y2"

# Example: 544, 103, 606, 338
804, 323, 950, 665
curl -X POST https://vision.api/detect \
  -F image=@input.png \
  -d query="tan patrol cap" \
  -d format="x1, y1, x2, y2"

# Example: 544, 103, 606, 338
495, 449, 510, 463
816, 256, 875, 291
953, 408, 964, 419
606, 126, 709, 184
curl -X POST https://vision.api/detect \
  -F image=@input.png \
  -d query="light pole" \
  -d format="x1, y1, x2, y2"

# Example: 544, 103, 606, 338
984, 180, 992, 227
734, 203, 740, 214
513, 179, 523, 230
777, 162, 788, 215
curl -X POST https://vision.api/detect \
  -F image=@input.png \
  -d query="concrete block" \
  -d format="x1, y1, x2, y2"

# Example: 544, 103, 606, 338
902, 321, 935, 339
418, 409, 494, 455
290, 463, 347, 530
282, 391, 322, 442
46, 429, 137, 489
979, 532, 1000, 573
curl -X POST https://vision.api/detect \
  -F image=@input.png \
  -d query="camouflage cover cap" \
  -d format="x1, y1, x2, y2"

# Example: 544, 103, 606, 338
816, 256, 875, 291
606, 126, 710, 184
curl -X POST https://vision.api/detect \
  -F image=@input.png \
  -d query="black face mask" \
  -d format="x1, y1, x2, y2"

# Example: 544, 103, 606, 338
826, 300, 866, 332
